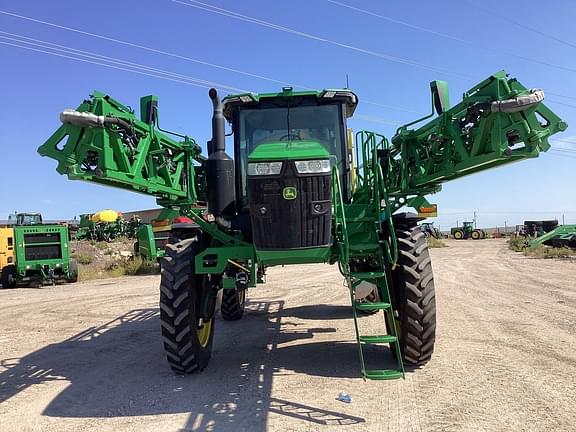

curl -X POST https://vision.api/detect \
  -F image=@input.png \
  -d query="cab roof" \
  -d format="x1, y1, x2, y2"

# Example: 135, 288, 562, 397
222, 87, 358, 121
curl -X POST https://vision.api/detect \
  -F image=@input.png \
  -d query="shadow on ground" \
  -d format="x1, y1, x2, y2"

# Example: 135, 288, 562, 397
280, 304, 354, 321
0, 300, 371, 430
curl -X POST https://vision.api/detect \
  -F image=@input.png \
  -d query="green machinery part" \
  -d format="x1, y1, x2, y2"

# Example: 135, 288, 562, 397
385, 71, 567, 207
37, 70, 567, 378
75, 213, 142, 242
529, 225, 576, 248
135, 209, 179, 260
6, 224, 76, 287
38, 71, 566, 215
39, 91, 206, 208
135, 223, 167, 260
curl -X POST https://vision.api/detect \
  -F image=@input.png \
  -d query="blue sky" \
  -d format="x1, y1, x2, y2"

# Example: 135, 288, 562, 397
1, 0, 575, 229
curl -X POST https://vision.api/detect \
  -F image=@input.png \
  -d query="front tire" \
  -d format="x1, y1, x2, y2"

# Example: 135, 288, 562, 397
391, 219, 436, 366
0, 265, 17, 288
67, 258, 78, 283
160, 235, 215, 374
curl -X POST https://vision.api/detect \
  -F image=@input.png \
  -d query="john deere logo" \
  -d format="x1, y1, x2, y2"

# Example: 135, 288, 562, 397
283, 186, 297, 200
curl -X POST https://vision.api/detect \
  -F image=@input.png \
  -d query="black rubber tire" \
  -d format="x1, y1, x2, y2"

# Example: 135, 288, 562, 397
67, 259, 78, 283
159, 235, 214, 374
221, 287, 246, 321
390, 221, 436, 366
0, 265, 17, 288
453, 230, 464, 240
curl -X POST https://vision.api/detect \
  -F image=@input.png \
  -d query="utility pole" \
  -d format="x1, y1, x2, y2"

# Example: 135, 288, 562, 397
473, 211, 477, 228
563, 214, 565, 225
504, 220, 508, 234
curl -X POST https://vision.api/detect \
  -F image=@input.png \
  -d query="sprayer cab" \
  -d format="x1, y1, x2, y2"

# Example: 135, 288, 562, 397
221, 87, 358, 256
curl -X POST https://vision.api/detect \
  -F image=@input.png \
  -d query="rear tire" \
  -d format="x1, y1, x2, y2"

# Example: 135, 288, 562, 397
0, 265, 17, 288
160, 235, 215, 374
471, 230, 481, 240
391, 220, 436, 366
453, 230, 464, 240
221, 287, 246, 320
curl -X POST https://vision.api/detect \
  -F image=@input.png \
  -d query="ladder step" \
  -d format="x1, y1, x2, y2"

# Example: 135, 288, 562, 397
354, 301, 391, 311
363, 369, 404, 381
351, 271, 386, 279
348, 243, 380, 251
347, 217, 376, 222
359, 335, 397, 344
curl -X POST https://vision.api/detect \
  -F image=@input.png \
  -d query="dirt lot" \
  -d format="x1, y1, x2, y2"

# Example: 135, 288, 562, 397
1, 239, 575, 431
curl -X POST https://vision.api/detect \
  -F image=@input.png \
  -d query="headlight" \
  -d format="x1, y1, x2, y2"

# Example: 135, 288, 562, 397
294, 159, 331, 174
247, 161, 283, 176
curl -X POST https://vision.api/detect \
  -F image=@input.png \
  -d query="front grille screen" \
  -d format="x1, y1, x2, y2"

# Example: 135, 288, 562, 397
25, 244, 62, 260
24, 232, 61, 244
248, 162, 332, 249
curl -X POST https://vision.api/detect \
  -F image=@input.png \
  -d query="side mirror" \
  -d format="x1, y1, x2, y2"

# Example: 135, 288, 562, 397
430, 80, 450, 115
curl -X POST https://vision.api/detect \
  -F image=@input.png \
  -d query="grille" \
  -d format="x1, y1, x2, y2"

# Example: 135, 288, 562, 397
248, 162, 332, 249
25, 244, 62, 260
24, 232, 61, 244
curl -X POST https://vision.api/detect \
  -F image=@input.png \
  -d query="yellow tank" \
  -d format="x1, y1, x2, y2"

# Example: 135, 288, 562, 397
0, 227, 15, 271
91, 209, 120, 223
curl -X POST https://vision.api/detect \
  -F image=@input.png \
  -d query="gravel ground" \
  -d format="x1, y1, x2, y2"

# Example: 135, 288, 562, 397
1, 239, 575, 431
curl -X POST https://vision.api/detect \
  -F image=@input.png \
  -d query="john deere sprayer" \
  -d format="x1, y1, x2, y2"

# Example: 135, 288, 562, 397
38, 71, 566, 379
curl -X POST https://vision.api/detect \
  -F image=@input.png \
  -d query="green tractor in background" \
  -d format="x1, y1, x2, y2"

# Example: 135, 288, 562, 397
38, 71, 566, 379
451, 221, 486, 240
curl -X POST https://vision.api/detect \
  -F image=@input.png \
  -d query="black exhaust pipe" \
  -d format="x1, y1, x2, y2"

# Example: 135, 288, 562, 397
206, 88, 235, 218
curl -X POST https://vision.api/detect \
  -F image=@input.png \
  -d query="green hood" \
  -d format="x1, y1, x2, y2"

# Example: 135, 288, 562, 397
248, 141, 330, 161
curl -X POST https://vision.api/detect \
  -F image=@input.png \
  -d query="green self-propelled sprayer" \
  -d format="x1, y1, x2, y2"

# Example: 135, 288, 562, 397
39, 71, 567, 380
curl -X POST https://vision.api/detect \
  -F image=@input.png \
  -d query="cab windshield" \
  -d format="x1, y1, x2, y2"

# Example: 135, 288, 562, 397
236, 103, 345, 205
17, 214, 42, 225
238, 104, 343, 156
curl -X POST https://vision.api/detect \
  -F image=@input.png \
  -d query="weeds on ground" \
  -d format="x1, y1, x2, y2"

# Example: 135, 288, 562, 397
427, 237, 447, 248
74, 253, 94, 265
78, 257, 159, 281
508, 237, 575, 258
106, 257, 159, 276
93, 241, 109, 250
508, 236, 528, 252
524, 244, 575, 259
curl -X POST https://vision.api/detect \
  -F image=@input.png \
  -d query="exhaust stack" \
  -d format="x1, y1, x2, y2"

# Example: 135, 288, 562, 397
206, 88, 235, 218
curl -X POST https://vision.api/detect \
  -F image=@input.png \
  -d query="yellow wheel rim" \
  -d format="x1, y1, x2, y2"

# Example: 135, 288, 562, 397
197, 319, 212, 348
238, 288, 246, 304
472, 231, 480, 239
454, 231, 462, 239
